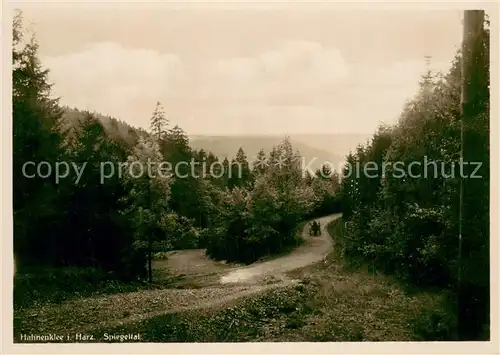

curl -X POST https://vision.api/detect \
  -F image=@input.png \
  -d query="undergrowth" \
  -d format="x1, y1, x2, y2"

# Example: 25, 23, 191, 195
14, 216, 457, 342
327, 218, 459, 341
14, 267, 150, 310
82, 217, 451, 342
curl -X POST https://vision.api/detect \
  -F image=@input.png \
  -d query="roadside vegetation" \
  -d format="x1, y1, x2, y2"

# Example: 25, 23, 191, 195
73, 219, 447, 342
12, 9, 489, 342
339, 17, 490, 340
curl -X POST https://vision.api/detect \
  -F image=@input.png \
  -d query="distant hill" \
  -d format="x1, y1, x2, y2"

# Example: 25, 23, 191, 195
60, 107, 365, 172
292, 133, 373, 158
61, 107, 148, 146
189, 135, 347, 172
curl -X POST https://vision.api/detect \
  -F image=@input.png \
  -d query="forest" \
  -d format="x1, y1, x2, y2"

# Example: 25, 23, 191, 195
339, 14, 490, 340
12, 10, 490, 341
13, 10, 341, 280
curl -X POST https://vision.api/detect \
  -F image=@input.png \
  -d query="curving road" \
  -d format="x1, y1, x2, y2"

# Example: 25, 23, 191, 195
220, 213, 340, 284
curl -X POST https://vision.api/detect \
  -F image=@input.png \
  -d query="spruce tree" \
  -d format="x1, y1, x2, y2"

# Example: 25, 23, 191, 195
149, 101, 168, 140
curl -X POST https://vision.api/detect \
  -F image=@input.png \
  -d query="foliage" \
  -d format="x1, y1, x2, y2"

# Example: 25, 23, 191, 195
338, 18, 489, 340
205, 138, 329, 263
13, 14, 145, 281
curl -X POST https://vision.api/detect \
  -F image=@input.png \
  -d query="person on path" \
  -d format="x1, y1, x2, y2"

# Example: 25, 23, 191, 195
315, 221, 321, 235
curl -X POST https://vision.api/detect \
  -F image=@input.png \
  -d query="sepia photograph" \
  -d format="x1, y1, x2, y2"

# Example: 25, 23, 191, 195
3, 0, 497, 351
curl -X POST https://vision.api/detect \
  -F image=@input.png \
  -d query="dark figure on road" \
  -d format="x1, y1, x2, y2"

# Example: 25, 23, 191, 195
309, 221, 321, 236
314, 221, 321, 235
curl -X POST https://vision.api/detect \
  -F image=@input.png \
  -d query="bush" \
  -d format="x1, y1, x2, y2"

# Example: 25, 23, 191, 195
413, 301, 458, 340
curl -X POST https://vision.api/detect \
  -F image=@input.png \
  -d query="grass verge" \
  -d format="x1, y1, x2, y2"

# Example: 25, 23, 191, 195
14, 267, 153, 310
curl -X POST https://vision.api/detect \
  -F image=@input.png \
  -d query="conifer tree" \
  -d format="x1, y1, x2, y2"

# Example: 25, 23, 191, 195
149, 101, 168, 140
13, 11, 65, 266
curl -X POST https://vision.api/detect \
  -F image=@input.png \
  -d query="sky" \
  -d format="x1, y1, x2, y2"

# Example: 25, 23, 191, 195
15, 3, 464, 135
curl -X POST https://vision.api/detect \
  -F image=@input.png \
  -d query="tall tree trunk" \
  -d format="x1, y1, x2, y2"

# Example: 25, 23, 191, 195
459, 9, 488, 340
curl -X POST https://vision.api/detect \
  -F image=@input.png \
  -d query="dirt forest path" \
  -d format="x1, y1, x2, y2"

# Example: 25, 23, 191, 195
15, 214, 341, 336
219, 214, 339, 284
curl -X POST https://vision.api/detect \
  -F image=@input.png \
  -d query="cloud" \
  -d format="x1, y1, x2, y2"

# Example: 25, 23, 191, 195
190, 40, 350, 106
256, 40, 350, 87
42, 40, 453, 135
44, 42, 182, 104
